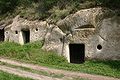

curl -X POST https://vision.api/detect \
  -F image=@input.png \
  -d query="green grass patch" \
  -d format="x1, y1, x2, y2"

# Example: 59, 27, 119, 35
0, 62, 65, 79
0, 70, 33, 80
0, 42, 120, 78
0, 62, 89, 80
0, 41, 67, 65
73, 77, 89, 80
35, 60, 120, 78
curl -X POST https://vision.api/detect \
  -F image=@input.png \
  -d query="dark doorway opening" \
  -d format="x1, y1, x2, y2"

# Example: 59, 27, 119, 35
69, 43, 85, 64
0, 29, 4, 42
22, 30, 30, 44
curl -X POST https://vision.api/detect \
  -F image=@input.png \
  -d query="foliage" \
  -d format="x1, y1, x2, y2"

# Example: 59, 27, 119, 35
0, 71, 33, 80
96, 0, 120, 8
0, 0, 119, 21
0, 0, 19, 14
48, 6, 72, 22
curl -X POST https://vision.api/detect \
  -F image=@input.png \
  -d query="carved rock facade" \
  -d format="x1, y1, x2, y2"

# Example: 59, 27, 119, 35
0, 7, 120, 62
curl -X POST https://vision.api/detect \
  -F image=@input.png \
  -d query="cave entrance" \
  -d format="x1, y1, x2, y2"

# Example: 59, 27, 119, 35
0, 29, 4, 42
69, 43, 85, 64
22, 30, 30, 44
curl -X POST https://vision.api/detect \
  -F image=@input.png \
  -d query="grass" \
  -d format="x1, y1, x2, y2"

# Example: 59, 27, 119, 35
0, 62, 65, 79
0, 62, 89, 80
37, 60, 120, 78
73, 77, 89, 80
0, 42, 120, 78
0, 41, 67, 65
0, 70, 33, 80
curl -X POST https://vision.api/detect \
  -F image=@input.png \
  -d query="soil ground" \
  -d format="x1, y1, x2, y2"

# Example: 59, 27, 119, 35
0, 58, 119, 80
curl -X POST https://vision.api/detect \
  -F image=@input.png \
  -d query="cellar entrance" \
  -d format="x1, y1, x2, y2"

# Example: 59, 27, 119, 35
0, 29, 4, 41
69, 43, 85, 64
22, 30, 30, 44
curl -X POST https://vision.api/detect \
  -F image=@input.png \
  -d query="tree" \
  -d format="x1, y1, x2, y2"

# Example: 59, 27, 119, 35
0, 0, 19, 14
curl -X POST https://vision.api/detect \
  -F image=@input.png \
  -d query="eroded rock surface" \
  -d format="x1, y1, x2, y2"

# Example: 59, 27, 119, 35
5, 15, 47, 44
1, 7, 120, 61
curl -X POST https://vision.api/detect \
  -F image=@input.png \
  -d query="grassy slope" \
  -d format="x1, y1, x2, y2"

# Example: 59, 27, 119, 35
0, 42, 120, 78
0, 71, 33, 80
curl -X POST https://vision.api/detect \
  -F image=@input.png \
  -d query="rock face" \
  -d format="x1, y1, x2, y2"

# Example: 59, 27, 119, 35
43, 7, 120, 62
1, 7, 120, 62
42, 24, 65, 55
57, 7, 114, 34
95, 17, 120, 60
5, 15, 47, 45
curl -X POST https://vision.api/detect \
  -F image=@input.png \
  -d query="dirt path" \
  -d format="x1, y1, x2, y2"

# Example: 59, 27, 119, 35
0, 65, 61, 80
0, 58, 120, 80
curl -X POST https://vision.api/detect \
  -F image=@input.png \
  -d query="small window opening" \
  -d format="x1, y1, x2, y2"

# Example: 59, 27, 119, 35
36, 28, 38, 31
15, 31, 18, 34
6, 32, 8, 34
60, 38, 63, 42
97, 44, 102, 50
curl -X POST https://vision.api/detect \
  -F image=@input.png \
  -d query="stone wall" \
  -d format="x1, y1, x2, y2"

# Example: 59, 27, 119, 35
2, 7, 120, 61
4, 16, 47, 45
45, 7, 120, 61
93, 17, 120, 60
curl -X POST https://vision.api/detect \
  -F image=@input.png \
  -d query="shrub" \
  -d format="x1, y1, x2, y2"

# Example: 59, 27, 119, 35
48, 6, 72, 22
0, 0, 20, 14
0, 0, 119, 21
96, 0, 120, 8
